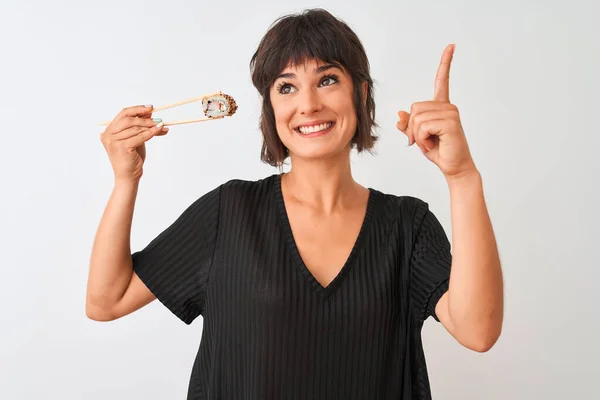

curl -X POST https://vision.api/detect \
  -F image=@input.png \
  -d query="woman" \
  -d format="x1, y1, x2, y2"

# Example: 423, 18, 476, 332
87, 8, 503, 400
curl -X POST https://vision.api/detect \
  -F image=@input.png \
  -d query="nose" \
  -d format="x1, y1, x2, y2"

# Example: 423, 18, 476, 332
297, 88, 323, 115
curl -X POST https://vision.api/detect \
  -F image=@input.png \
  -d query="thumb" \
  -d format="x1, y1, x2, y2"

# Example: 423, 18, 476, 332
396, 111, 410, 132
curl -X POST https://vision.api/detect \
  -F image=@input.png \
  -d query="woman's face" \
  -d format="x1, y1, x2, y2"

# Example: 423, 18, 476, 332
269, 58, 359, 163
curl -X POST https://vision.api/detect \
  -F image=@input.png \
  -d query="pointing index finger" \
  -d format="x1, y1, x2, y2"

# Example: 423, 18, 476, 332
433, 44, 455, 102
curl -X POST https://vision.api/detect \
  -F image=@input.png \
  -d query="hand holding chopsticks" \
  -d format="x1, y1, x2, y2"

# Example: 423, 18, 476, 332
100, 91, 238, 127
98, 91, 238, 182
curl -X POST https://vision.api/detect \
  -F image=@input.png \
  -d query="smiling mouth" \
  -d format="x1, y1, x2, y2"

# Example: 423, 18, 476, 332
295, 121, 335, 135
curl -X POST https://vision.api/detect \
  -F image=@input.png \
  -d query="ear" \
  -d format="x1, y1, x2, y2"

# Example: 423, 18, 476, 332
361, 81, 368, 100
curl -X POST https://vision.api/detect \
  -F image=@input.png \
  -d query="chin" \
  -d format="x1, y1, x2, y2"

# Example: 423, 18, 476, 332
287, 140, 352, 162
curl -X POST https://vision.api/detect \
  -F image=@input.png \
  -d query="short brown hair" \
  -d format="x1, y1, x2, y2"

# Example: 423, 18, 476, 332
249, 8, 378, 167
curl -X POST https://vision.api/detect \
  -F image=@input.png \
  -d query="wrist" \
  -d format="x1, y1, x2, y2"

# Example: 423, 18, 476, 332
445, 167, 481, 190
114, 178, 141, 191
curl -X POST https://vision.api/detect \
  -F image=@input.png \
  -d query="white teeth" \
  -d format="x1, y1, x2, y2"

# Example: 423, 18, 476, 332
298, 122, 333, 134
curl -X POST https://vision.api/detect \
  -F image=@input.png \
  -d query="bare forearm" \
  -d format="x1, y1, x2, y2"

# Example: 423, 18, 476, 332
445, 169, 503, 348
86, 180, 139, 314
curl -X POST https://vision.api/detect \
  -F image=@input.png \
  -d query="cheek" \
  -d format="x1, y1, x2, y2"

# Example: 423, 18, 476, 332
331, 86, 355, 111
336, 94, 357, 129
272, 101, 293, 129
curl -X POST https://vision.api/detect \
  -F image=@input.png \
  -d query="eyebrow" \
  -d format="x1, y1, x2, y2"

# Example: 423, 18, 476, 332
275, 63, 343, 81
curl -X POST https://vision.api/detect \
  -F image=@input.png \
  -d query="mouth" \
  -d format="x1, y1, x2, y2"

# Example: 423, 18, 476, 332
294, 121, 335, 136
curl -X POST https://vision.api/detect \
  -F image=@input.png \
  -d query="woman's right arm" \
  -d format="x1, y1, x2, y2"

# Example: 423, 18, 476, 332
86, 105, 168, 321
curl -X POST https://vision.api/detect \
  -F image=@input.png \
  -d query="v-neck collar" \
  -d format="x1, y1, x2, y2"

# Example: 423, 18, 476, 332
273, 173, 379, 299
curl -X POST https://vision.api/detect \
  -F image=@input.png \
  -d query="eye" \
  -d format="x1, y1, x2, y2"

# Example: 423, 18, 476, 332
276, 82, 296, 94
320, 74, 339, 87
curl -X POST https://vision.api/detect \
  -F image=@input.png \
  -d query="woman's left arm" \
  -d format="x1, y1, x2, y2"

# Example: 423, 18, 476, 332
397, 44, 503, 352
435, 169, 504, 352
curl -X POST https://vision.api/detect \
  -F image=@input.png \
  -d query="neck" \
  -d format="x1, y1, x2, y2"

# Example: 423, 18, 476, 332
282, 149, 360, 214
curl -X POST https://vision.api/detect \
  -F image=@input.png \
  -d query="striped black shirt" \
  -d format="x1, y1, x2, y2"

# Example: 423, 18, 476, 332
132, 173, 452, 399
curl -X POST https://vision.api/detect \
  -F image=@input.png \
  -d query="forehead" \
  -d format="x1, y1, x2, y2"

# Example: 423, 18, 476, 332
279, 57, 344, 74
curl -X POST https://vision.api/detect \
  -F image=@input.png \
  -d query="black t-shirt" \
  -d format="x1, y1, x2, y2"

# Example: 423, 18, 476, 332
132, 174, 452, 399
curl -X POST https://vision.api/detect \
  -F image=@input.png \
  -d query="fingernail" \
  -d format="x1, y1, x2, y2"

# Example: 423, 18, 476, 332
152, 118, 162, 123
156, 122, 164, 128
144, 104, 153, 108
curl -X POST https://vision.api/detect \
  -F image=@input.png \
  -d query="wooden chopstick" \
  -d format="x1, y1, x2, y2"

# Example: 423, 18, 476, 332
99, 91, 224, 126
151, 91, 222, 113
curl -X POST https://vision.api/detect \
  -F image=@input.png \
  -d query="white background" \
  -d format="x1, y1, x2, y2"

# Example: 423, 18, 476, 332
1, 0, 598, 398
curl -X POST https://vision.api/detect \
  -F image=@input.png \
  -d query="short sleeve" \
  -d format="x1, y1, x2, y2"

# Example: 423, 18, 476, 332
409, 201, 452, 323
131, 185, 221, 324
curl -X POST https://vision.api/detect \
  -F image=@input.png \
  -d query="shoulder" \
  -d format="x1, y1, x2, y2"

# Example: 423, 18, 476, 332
370, 188, 446, 250
371, 189, 429, 226
200, 174, 280, 217
183, 174, 277, 212
221, 174, 277, 191
219, 174, 279, 200
368, 189, 441, 241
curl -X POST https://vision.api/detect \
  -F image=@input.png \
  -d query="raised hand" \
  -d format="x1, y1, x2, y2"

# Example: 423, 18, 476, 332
100, 105, 169, 182
397, 44, 476, 179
